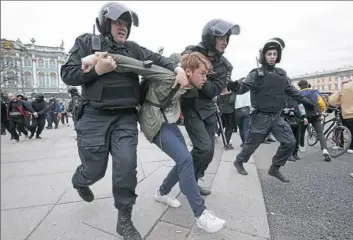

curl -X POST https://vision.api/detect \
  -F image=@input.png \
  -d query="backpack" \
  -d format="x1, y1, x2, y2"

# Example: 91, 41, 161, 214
300, 89, 322, 117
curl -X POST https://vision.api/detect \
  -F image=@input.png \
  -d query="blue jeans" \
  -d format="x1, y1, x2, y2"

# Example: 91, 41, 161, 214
153, 123, 206, 217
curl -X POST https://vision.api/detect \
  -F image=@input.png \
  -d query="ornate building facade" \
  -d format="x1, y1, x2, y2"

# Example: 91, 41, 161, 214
291, 65, 353, 92
1, 38, 69, 98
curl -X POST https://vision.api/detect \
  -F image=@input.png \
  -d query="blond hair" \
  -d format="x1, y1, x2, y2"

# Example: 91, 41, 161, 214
180, 52, 212, 72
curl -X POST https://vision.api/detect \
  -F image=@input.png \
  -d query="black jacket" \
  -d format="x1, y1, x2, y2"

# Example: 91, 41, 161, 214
61, 34, 178, 109
31, 99, 47, 116
218, 92, 236, 114
228, 66, 314, 112
181, 43, 233, 120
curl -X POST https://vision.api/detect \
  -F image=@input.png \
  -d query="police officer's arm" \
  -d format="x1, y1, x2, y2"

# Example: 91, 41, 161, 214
198, 70, 227, 99
227, 71, 256, 94
37, 102, 47, 115
22, 101, 35, 113
61, 34, 100, 86
133, 42, 178, 72
68, 100, 73, 113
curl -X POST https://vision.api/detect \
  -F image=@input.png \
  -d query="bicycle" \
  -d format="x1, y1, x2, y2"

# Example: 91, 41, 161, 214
306, 107, 352, 158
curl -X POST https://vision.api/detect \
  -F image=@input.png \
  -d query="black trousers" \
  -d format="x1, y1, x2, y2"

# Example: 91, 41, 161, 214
8, 116, 28, 140
30, 116, 46, 136
61, 112, 69, 124
47, 112, 59, 128
72, 107, 139, 211
219, 112, 234, 145
289, 123, 300, 154
236, 111, 296, 166
183, 108, 217, 180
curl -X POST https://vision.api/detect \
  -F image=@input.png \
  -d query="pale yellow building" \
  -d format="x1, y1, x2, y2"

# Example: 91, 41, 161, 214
291, 65, 353, 92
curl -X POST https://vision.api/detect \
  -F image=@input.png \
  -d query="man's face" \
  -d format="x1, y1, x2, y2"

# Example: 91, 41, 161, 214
111, 19, 129, 43
265, 49, 278, 65
186, 64, 208, 89
215, 36, 228, 53
8, 93, 15, 101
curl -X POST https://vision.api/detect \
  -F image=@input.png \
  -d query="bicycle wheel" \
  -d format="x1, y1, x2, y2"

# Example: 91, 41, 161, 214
307, 123, 319, 146
326, 125, 352, 158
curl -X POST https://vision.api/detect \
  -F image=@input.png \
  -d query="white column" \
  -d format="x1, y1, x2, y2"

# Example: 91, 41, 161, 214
32, 53, 38, 87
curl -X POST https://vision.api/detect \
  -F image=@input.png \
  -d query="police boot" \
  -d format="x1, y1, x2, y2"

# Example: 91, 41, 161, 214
28, 133, 34, 139
268, 165, 290, 183
224, 143, 235, 150
196, 179, 211, 196
75, 187, 94, 202
35, 134, 42, 139
292, 152, 300, 160
116, 207, 142, 240
233, 160, 248, 175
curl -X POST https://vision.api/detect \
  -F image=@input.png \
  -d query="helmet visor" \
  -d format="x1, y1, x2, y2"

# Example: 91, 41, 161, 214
104, 4, 139, 27
210, 21, 240, 36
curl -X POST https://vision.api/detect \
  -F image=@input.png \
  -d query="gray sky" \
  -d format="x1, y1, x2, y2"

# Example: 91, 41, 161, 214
1, 1, 353, 79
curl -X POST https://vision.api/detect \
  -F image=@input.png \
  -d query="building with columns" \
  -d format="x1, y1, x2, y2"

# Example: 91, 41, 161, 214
291, 65, 353, 92
1, 38, 69, 98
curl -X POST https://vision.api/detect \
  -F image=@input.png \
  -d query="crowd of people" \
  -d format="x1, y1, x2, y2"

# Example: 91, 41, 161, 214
1, 90, 80, 141
2, 2, 352, 239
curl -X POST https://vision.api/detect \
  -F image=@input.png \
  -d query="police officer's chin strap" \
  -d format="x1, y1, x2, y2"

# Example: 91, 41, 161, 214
106, 34, 125, 50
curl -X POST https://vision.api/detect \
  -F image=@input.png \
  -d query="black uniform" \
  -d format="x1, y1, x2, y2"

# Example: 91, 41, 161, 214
181, 19, 240, 196
229, 67, 315, 177
46, 98, 59, 129
30, 94, 47, 139
228, 37, 314, 183
68, 93, 82, 128
61, 23, 177, 214
1, 97, 10, 135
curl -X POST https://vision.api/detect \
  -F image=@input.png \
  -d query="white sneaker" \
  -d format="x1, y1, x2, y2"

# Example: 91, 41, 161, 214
196, 210, 226, 233
347, 149, 353, 154
322, 149, 330, 156
299, 146, 306, 152
154, 190, 181, 208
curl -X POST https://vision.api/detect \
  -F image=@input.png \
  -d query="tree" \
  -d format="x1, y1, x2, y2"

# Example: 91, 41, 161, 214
0, 48, 21, 87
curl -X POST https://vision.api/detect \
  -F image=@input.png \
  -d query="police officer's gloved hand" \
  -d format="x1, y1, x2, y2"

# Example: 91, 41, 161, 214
227, 80, 239, 91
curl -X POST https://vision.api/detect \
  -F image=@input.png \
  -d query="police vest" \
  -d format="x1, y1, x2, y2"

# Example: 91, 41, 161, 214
251, 68, 287, 113
81, 35, 140, 109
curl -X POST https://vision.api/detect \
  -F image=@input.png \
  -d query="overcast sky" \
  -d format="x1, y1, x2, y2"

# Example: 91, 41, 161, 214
1, 1, 353, 79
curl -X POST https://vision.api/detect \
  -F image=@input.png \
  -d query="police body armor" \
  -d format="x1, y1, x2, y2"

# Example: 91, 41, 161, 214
81, 34, 140, 110
251, 67, 287, 113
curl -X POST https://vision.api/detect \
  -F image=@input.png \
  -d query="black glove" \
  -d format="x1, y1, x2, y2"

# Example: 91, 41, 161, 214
227, 81, 240, 91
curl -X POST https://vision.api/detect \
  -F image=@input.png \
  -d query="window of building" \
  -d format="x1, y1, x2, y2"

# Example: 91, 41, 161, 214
24, 56, 32, 67
321, 85, 325, 91
6, 71, 17, 87
328, 84, 331, 91
335, 83, 338, 90
5, 57, 13, 68
317, 79, 320, 83
322, 79, 324, 83
328, 78, 331, 82
38, 72, 45, 87
37, 58, 44, 68
50, 72, 57, 87
23, 71, 33, 87
49, 59, 56, 69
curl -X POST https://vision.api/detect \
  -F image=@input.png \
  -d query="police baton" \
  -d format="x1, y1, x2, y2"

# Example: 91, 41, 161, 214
215, 103, 227, 147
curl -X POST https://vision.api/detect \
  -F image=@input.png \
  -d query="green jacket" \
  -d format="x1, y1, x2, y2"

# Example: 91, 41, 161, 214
108, 53, 176, 142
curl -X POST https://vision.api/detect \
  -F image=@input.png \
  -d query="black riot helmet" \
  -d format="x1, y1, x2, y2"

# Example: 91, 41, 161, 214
96, 2, 139, 39
259, 37, 285, 65
35, 92, 44, 101
201, 19, 240, 51
68, 86, 78, 95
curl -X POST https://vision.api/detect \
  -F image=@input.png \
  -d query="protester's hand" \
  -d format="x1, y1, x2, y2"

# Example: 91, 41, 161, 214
303, 118, 308, 125
81, 52, 108, 73
173, 67, 189, 89
94, 56, 117, 75
32, 112, 38, 118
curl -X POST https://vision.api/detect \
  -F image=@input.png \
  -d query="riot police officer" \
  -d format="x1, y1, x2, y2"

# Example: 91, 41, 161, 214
227, 38, 314, 183
60, 2, 187, 239
67, 86, 81, 128
29, 92, 47, 139
181, 19, 240, 195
